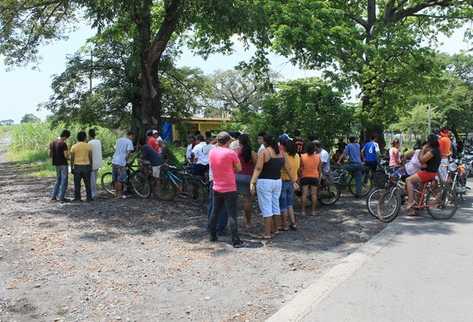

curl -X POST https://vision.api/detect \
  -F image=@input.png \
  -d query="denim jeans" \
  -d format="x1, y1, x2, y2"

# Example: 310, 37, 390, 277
73, 165, 92, 201
208, 181, 228, 233
90, 170, 98, 199
209, 190, 240, 243
52, 165, 68, 200
279, 180, 294, 212
346, 163, 363, 196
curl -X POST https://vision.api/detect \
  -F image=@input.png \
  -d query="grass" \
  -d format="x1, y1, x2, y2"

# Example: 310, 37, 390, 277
5, 122, 186, 178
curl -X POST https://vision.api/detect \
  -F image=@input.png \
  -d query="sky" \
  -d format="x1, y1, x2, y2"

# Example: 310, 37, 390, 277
0, 24, 471, 123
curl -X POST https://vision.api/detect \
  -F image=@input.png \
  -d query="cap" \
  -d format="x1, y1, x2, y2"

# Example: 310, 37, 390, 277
152, 130, 159, 135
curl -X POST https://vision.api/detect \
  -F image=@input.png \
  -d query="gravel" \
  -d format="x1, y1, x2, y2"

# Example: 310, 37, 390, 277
0, 136, 384, 321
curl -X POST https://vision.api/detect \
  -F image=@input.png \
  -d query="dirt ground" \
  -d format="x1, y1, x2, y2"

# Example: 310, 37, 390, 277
0, 136, 385, 322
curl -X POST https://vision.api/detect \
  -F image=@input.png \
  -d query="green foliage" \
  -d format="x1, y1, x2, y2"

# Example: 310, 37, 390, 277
391, 104, 441, 137
20, 113, 41, 124
247, 77, 355, 147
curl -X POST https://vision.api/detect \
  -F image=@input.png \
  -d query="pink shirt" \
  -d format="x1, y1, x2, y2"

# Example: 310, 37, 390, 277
209, 146, 239, 193
389, 147, 400, 167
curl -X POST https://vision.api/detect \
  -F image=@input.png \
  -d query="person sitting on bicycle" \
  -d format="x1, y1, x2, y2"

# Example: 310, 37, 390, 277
362, 136, 380, 177
406, 134, 441, 214
338, 136, 363, 197
139, 138, 164, 177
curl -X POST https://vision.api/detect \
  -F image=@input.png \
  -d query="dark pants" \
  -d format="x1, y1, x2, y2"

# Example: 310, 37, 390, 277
73, 165, 92, 201
208, 181, 228, 233
346, 163, 363, 196
209, 191, 239, 243
192, 164, 209, 178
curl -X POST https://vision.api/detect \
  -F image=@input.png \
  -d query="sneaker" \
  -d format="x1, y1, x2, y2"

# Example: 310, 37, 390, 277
209, 234, 218, 242
51, 197, 58, 202
59, 198, 71, 203
232, 240, 244, 248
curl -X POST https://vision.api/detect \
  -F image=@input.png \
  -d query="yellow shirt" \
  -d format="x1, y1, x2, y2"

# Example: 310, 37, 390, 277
71, 142, 92, 165
281, 154, 300, 181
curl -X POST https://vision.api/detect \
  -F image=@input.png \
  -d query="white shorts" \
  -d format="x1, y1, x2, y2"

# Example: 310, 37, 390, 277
152, 166, 161, 178
256, 179, 282, 218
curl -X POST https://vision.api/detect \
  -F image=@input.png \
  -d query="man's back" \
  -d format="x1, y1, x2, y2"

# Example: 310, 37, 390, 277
363, 141, 379, 162
88, 139, 103, 170
439, 136, 452, 158
113, 137, 134, 166
71, 142, 91, 165
51, 139, 68, 166
142, 144, 163, 166
209, 147, 238, 193
345, 143, 361, 164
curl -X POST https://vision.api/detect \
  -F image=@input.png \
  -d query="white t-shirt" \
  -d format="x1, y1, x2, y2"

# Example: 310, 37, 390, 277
405, 150, 422, 176
112, 137, 134, 166
192, 142, 211, 166
320, 148, 330, 173
88, 139, 103, 170
186, 144, 194, 163
208, 144, 216, 181
258, 144, 266, 154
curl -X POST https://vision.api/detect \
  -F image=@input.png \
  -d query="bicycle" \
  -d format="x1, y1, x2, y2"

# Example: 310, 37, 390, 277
331, 164, 372, 197
100, 154, 140, 196
367, 169, 458, 223
132, 161, 209, 204
318, 175, 341, 205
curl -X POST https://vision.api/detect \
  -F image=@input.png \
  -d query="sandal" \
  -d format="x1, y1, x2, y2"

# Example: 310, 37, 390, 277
289, 224, 298, 231
405, 202, 416, 210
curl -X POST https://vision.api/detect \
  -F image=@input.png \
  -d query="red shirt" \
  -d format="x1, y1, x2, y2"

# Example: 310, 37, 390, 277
147, 137, 161, 154
209, 147, 239, 193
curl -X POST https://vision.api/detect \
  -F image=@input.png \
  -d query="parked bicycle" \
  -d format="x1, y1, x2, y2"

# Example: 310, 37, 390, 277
131, 161, 209, 204
331, 165, 372, 197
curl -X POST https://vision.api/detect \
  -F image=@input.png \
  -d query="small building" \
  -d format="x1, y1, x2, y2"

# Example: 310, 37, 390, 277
165, 117, 230, 142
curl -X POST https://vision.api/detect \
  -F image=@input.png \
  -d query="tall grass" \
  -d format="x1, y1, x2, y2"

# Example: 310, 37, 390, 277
7, 122, 120, 177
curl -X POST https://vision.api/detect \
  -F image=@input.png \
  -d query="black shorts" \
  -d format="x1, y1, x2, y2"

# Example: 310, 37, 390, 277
300, 177, 320, 187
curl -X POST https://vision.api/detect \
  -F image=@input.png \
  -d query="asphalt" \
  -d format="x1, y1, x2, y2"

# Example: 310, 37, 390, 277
269, 198, 473, 322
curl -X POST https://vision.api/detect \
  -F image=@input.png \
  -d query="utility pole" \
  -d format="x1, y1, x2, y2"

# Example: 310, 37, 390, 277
428, 104, 432, 135
89, 48, 93, 92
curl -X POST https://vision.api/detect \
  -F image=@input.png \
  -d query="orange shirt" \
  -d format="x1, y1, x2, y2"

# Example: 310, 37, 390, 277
300, 153, 321, 179
438, 136, 452, 158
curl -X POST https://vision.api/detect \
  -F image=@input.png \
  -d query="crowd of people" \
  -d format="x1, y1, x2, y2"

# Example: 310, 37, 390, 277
49, 126, 458, 248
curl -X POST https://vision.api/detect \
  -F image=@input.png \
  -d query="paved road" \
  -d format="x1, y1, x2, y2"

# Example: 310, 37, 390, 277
300, 204, 473, 322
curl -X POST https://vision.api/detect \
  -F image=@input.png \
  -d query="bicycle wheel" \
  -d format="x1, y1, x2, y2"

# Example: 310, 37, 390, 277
155, 177, 177, 201
318, 181, 341, 205
426, 185, 458, 220
101, 172, 115, 196
366, 188, 401, 223
130, 173, 151, 199
348, 171, 371, 197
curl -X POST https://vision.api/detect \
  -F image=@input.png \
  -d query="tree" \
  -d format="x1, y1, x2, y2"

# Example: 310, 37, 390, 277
0, 0, 265, 135
21, 113, 41, 123
42, 25, 210, 129
255, 0, 472, 139
248, 77, 355, 147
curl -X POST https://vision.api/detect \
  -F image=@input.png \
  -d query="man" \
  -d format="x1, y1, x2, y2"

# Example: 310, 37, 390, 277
208, 132, 243, 248
192, 134, 211, 178
293, 130, 305, 155
361, 136, 380, 177
147, 130, 161, 153
207, 135, 228, 235
49, 129, 71, 202
186, 135, 196, 164
438, 128, 452, 182
338, 136, 363, 197
257, 131, 266, 154
140, 138, 164, 178
228, 131, 241, 151
313, 140, 330, 177
88, 128, 103, 200
111, 131, 135, 198
70, 131, 93, 202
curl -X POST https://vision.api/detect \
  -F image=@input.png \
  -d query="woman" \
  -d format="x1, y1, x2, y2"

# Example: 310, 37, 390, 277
236, 134, 257, 228
405, 134, 441, 215
389, 139, 401, 169
300, 141, 322, 216
279, 139, 300, 230
250, 135, 285, 239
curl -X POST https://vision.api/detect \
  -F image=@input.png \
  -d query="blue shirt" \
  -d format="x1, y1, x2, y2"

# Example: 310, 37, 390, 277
141, 144, 163, 166
363, 141, 379, 162
344, 143, 362, 164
